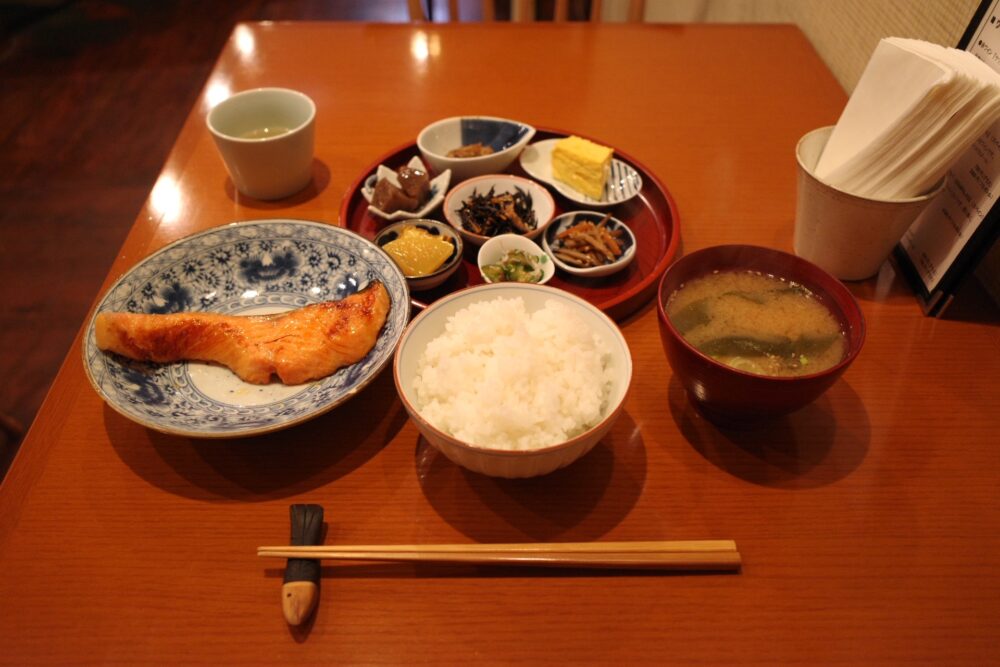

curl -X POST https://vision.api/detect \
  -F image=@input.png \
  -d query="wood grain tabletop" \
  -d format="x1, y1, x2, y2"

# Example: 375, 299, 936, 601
1, 22, 998, 665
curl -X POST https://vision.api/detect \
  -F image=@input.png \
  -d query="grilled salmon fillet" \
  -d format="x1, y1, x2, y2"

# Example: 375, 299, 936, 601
94, 281, 391, 385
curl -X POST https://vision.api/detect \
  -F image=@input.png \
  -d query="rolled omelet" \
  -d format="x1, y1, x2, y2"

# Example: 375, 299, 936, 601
551, 135, 613, 199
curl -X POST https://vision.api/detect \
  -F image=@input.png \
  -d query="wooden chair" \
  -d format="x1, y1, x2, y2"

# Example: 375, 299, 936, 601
408, 0, 645, 22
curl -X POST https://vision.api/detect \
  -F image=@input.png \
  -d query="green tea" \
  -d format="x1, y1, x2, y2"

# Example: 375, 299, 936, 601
240, 126, 290, 139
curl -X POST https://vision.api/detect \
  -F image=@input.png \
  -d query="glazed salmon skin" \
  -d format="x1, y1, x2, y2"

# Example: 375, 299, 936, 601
94, 281, 390, 385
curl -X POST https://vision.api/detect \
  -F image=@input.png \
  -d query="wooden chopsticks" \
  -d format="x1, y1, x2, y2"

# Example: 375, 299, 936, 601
258, 540, 740, 571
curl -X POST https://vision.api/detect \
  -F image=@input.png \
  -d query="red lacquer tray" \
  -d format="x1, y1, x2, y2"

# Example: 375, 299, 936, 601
338, 128, 680, 321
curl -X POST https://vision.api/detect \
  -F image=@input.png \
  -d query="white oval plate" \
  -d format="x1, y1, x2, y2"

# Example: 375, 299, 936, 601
518, 138, 643, 208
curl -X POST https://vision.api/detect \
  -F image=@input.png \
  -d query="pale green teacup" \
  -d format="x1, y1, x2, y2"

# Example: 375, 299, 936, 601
207, 87, 315, 200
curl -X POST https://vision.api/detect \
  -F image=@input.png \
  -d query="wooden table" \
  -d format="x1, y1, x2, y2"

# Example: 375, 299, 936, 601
2, 22, 998, 665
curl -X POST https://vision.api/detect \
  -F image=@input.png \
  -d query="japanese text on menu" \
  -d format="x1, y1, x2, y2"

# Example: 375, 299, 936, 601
901, 0, 1000, 293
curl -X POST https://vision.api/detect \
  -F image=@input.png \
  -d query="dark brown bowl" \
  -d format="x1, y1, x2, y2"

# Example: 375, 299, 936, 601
656, 245, 865, 423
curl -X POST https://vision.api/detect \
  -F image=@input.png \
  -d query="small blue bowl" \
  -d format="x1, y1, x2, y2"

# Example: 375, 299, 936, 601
417, 116, 536, 182
542, 211, 637, 277
374, 219, 463, 292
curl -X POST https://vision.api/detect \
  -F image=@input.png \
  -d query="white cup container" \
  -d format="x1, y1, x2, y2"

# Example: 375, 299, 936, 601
206, 88, 316, 200
793, 126, 946, 281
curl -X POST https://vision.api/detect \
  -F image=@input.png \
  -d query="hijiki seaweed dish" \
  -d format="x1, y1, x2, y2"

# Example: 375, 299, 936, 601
457, 186, 537, 237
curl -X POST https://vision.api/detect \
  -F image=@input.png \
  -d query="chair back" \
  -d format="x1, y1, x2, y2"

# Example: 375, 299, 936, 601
408, 0, 646, 22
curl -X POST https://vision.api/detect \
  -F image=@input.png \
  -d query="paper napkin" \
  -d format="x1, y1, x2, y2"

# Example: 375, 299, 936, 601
814, 37, 1000, 199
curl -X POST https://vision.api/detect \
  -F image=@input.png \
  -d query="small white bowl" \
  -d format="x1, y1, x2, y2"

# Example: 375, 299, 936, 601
477, 234, 554, 285
542, 211, 637, 277
417, 116, 536, 182
373, 219, 464, 292
443, 174, 556, 247
393, 283, 632, 478
361, 156, 451, 221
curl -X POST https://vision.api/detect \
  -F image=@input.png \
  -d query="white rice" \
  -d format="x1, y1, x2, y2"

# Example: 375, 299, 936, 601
412, 296, 614, 451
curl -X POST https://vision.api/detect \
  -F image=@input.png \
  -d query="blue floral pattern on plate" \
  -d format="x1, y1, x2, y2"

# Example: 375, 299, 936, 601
82, 219, 410, 438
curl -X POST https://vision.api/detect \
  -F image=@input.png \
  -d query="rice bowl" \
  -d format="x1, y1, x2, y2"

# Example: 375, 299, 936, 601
394, 283, 632, 478
413, 296, 613, 450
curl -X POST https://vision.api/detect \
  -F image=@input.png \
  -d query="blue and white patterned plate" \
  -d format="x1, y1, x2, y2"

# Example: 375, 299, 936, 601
82, 219, 410, 438
518, 138, 643, 208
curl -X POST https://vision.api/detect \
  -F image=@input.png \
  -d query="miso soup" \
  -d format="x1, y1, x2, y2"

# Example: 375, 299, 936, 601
666, 271, 846, 377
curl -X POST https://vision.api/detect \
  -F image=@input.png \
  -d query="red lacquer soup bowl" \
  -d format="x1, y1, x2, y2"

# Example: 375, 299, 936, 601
656, 245, 866, 422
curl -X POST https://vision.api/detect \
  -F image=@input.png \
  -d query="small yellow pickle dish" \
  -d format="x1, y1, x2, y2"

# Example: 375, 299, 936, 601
383, 226, 454, 277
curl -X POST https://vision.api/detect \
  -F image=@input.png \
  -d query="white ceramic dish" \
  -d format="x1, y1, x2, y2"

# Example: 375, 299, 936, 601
361, 156, 451, 221
477, 234, 554, 285
83, 220, 410, 438
393, 282, 632, 478
443, 174, 556, 247
206, 87, 316, 200
542, 211, 638, 277
374, 219, 464, 292
417, 116, 535, 182
519, 138, 643, 208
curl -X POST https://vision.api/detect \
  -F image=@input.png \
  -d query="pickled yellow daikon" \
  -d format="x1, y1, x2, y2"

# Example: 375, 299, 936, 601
383, 227, 454, 277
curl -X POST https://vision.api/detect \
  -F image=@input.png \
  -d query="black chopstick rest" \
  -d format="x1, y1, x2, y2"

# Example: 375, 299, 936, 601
282, 504, 324, 626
